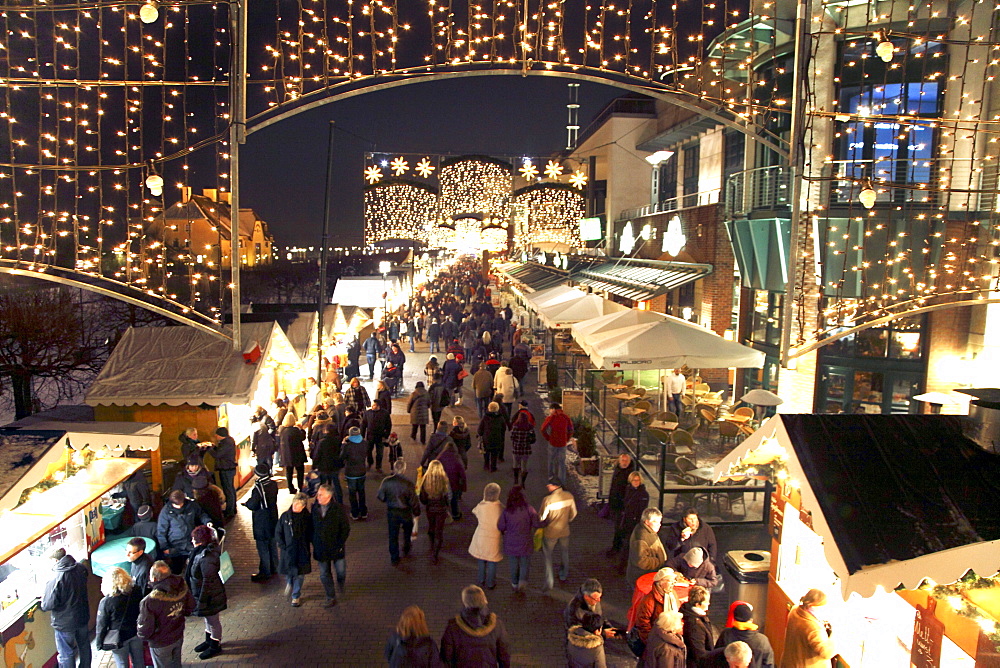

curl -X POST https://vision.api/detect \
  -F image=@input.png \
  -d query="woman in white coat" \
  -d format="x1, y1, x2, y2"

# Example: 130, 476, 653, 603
468, 482, 505, 589
493, 367, 519, 420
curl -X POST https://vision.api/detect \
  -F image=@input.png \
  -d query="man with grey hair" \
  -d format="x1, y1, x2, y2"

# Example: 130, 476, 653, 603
40, 547, 90, 668
724, 641, 753, 668
564, 578, 617, 639
376, 458, 421, 565
627, 507, 667, 584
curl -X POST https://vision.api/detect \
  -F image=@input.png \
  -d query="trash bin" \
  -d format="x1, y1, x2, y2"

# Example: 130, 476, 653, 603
723, 550, 771, 632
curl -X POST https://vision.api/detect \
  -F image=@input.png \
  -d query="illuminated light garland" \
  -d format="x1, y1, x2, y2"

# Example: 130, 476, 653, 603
437, 156, 513, 224
918, 572, 1000, 652
363, 180, 438, 246
511, 183, 585, 250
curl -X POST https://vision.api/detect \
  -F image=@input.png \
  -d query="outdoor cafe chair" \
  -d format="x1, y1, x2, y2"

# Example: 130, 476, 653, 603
738, 423, 755, 437
718, 420, 741, 449
633, 399, 652, 413
733, 406, 755, 419
697, 406, 717, 431
624, 378, 635, 388
656, 411, 679, 424
632, 387, 647, 398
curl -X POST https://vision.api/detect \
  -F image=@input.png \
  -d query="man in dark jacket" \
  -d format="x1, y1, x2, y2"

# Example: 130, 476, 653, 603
137, 560, 196, 666
363, 332, 382, 380
251, 418, 277, 472
714, 603, 775, 668
363, 399, 393, 472
606, 453, 636, 555
440, 585, 510, 667
563, 578, 615, 638
244, 463, 279, 582
157, 489, 212, 573
667, 547, 722, 590
127, 537, 155, 596
376, 459, 421, 565
40, 548, 90, 668
420, 421, 455, 469
172, 459, 213, 498
664, 508, 718, 564
312, 484, 351, 607
428, 375, 450, 428
680, 585, 717, 667
210, 427, 238, 520
129, 504, 159, 553
341, 426, 370, 520
313, 423, 344, 503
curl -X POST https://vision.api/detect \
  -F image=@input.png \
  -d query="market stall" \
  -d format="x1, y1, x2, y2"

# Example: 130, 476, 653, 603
85, 321, 302, 490
713, 413, 1000, 667
0, 434, 147, 667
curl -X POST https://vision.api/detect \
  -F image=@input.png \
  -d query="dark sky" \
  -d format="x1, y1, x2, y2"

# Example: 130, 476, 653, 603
240, 76, 623, 248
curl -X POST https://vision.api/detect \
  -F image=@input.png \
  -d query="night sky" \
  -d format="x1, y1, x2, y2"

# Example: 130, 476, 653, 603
240, 76, 623, 248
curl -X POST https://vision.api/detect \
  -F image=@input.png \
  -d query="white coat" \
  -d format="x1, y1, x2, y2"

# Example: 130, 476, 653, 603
468, 500, 505, 562
493, 368, 519, 404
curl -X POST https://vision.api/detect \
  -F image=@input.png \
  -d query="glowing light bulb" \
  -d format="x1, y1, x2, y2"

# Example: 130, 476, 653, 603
858, 187, 877, 209
145, 174, 163, 197
139, 2, 159, 24
875, 37, 894, 63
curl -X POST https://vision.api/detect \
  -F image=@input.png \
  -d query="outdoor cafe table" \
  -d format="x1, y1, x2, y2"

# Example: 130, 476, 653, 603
648, 420, 679, 431
620, 406, 648, 416
721, 414, 752, 424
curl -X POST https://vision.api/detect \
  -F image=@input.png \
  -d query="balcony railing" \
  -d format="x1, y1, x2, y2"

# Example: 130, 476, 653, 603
616, 188, 722, 222
725, 165, 791, 217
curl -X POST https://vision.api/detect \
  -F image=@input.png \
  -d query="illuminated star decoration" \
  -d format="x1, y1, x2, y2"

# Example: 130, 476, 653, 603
544, 160, 565, 179
519, 160, 539, 180
569, 170, 588, 189
364, 165, 383, 184
415, 157, 435, 178
390, 156, 409, 176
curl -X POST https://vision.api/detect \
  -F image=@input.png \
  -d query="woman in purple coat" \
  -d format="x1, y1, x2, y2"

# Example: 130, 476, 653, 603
496, 485, 541, 592
437, 442, 467, 521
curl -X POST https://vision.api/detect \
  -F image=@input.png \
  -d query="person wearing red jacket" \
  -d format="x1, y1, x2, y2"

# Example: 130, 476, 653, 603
541, 403, 574, 484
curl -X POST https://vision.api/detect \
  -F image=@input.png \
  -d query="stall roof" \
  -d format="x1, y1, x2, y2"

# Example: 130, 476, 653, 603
538, 293, 628, 329
715, 414, 1000, 598
502, 262, 571, 291
85, 322, 299, 407
572, 257, 712, 302
0, 430, 65, 506
331, 276, 403, 307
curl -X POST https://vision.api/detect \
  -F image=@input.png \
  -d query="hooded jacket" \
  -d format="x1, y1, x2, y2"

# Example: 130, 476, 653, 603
40, 555, 90, 630
185, 541, 227, 617
566, 626, 608, 668
136, 574, 196, 647
439, 606, 510, 667
244, 475, 279, 541
407, 387, 431, 425
156, 499, 212, 555
385, 632, 444, 668
342, 435, 369, 478
642, 628, 687, 668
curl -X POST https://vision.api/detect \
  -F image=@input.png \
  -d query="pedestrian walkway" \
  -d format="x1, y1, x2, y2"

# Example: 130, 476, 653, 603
113, 343, 683, 666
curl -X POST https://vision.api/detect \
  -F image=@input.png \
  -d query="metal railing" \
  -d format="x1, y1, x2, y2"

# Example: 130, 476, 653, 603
616, 188, 722, 222
725, 165, 791, 217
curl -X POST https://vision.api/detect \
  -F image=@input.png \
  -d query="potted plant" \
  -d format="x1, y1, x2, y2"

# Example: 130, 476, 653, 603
548, 386, 563, 405
573, 417, 599, 475
546, 361, 559, 389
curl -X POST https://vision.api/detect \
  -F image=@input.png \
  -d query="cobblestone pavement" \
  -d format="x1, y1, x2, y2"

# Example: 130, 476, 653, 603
101, 342, 762, 667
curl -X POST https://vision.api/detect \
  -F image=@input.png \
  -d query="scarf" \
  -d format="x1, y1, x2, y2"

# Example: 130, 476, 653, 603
290, 508, 310, 537
254, 477, 272, 508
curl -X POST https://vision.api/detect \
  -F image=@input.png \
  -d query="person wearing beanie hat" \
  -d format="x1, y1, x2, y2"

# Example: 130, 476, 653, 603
171, 457, 214, 499
667, 546, 722, 590
191, 475, 226, 528
440, 585, 511, 667
186, 525, 227, 660
539, 475, 577, 591
342, 424, 370, 520
244, 462, 279, 582
715, 600, 775, 668
129, 505, 159, 548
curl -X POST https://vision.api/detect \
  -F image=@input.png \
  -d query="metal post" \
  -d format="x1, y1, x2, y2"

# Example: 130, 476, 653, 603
228, 0, 247, 350
317, 121, 336, 382
779, 0, 811, 367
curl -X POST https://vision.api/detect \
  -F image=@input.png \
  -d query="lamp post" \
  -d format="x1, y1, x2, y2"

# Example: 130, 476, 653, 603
379, 260, 392, 325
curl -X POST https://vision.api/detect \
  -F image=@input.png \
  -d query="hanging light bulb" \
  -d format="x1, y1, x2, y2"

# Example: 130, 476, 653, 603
858, 183, 877, 208
139, 1, 159, 24
875, 32, 894, 63
145, 174, 164, 197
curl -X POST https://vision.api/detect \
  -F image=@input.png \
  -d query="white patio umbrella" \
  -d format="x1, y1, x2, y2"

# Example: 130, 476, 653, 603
571, 309, 667, 356
912, 391, 969, 414
740, 388, 784, 407
537, 294, 628, 329
525, 285, 581, 310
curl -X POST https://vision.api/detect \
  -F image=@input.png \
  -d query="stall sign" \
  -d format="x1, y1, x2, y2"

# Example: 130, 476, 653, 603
83, 498, 105, 552
911, 598, 944, 668
770, 494, 784, 541
562, 390, 585, 420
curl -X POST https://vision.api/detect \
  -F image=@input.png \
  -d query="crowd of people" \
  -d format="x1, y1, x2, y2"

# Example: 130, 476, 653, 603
36, 258, 836, 668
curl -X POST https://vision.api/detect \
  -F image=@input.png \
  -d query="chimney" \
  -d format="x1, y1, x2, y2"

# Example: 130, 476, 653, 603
202, 188, 218, 201
958, 389, 1000, 453
218, 191, 231, 204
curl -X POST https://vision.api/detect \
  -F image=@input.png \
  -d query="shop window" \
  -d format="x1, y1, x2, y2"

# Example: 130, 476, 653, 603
749, 290, 783, 347
682, 144, 700, 207
658, 156, 677, 207
819, 364, 922, 415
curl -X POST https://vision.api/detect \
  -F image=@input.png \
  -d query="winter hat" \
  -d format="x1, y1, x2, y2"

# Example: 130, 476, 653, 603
137, 505, 152, 521
254, 463, 271, 477
548, 476, 563, 488
733, 603, 754, 623
192, 476, 209, 490
683, 547, 704, 568
389, 432, 398, 440
519, 400, 529, 407
348, 426, 361, 436
191, 525, 215, 545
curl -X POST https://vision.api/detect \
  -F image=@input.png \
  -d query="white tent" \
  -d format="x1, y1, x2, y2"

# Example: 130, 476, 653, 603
587, 315, 765, 370
571, 309, 668, 357
713, 414, 1000, 600
538, 294, 628, 329
331, 276, 403, 308
525, 285, 586, 311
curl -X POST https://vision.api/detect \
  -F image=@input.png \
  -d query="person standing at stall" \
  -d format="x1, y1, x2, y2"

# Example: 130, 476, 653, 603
627, 508, 667, 586
780, 589, 835, 668
40, 547, 90, 668
157, 490, 212, 574
209, 427, 237, 521
95, 567, 143, 668
664, 508, 718, 565
137, 560, 196, 668
126, 537, 155, 596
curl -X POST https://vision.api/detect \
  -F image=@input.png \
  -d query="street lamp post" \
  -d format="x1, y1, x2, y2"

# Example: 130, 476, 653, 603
379, 260, 392, 325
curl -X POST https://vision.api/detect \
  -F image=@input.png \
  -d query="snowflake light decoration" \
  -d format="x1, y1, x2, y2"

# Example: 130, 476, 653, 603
364, 165, 384, 184
415, 157, 435, 178
544, 160, 564, 179
390, 156, 409, 176
569, 171, 588, 189
519, 160, 539, 180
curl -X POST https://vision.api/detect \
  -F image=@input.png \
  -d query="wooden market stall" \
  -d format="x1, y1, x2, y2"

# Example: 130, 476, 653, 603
714, 414, 1000, 667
